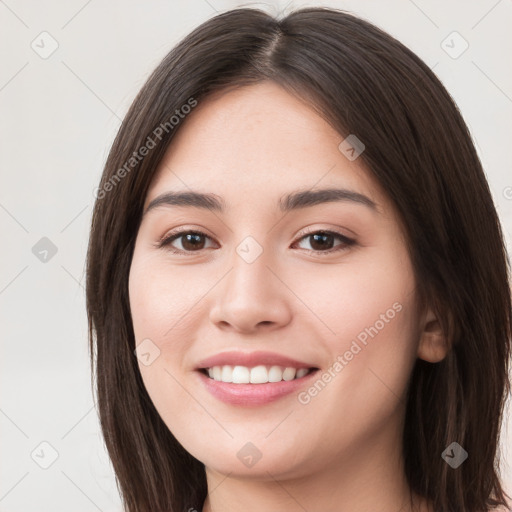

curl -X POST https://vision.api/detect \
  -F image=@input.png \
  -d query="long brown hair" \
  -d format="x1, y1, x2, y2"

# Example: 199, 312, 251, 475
86, 7, 512, 511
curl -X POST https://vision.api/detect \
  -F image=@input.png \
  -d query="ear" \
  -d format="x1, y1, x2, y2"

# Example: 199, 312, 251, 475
417, 307, 449, 363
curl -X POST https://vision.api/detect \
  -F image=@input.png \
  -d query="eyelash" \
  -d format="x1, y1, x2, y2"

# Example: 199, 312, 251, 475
156, 227, 356, 257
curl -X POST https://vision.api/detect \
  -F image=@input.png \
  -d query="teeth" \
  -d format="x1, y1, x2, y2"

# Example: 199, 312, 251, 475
251, 365, 269, 384
296, 368, 309, 378
204, 365, 312, 384
232, 365, 250, 383
221, 365, 233, 383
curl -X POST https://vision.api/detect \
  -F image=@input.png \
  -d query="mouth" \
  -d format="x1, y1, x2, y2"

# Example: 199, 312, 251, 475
193, 351, 321, 405
195, 365, 321, 406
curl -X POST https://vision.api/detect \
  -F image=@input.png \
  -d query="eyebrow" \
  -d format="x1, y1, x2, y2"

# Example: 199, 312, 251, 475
143, 187, 378, 217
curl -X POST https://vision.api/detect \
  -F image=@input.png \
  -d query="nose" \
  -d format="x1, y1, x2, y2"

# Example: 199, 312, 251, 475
209, 245, 292, 334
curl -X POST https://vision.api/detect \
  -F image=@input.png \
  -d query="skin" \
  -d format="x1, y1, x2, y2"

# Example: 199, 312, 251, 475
128, 81, 448, 512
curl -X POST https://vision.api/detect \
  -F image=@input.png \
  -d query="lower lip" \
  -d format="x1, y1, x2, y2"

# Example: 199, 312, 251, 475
196, 369, 319, 406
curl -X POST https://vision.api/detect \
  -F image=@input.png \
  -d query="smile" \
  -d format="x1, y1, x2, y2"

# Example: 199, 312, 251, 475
196, 366, 320, 406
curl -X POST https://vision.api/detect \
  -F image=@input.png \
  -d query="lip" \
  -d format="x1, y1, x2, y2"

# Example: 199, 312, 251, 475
196, 367, 320, 406
195, 350, 317, 370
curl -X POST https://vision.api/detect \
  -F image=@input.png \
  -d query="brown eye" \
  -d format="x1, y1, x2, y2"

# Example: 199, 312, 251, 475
159, 230, 215, 253
294, 230, 356, 255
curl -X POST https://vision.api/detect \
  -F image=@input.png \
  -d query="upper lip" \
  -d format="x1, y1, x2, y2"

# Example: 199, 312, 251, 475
195, 350, 318, 370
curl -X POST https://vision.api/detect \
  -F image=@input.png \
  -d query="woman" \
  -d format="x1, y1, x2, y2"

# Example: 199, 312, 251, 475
86, 7, 512, 512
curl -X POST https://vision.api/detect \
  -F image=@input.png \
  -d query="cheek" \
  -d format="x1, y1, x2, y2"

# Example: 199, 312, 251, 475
295, 245, 419, 407
292, 241, 418, 355
128, 251, 215, 403
306, 256, 419, 425
129, 252, 207, 344
330, 296, 418, 400
128, 253, 208, 431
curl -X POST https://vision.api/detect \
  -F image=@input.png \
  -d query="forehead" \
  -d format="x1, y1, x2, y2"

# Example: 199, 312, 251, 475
145, 81, 387, 214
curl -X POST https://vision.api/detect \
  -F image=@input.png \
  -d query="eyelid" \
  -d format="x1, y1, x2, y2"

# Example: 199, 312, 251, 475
155, 224, 215, 246
296, 225, 355, 241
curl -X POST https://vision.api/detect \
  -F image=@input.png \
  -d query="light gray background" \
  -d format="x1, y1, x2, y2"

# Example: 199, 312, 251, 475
1, 1, 511, 510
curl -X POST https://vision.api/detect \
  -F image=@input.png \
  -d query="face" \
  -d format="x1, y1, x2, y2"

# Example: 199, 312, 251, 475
128, 81, 426, 480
